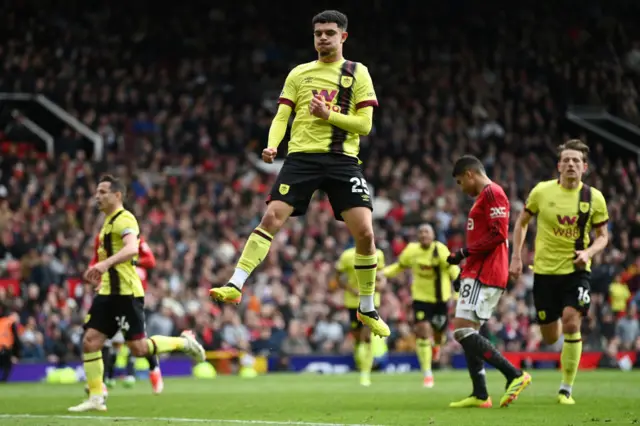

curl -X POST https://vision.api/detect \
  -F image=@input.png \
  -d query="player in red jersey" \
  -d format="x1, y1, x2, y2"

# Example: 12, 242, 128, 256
446, 155, 531, 409
89, 234, 164, 394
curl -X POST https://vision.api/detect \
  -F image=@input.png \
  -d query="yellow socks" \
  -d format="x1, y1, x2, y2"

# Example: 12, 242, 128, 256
560, 332, 582, 393
355, 253, 377, 312
147, 336, 186, 354
359, 342, 373, 376
83, 351, 104, 397
230, 228, 273, 289
416, 338, 432, 376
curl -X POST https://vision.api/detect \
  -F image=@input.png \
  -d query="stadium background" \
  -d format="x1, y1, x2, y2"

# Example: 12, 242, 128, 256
1, 0, 640, 381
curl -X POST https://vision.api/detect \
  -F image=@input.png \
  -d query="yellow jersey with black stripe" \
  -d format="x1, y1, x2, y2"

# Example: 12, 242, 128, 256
336, 248, 385, 309
278, 59, 378, 158
524, 180, 609, 275
397, 242, 459, 303
97, 208, 143, 297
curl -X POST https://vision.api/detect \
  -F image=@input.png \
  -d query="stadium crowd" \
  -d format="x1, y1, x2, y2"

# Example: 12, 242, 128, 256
1, 0, 640, 369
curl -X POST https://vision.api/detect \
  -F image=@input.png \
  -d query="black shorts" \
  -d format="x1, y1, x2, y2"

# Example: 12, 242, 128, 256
348, 308, 363, 331
413, 301, 449, 332
267, 153, 373, 221
84, 295, 146, 341
533, 271, 591, 325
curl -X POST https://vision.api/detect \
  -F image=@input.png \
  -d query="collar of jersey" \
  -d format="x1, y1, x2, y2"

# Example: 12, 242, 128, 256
556, 180, 583, 192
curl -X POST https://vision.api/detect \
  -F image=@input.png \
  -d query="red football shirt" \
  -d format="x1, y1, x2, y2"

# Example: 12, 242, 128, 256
460, 182, 510, 288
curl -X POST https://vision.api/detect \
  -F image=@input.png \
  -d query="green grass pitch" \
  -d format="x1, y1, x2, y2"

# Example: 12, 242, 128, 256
0, 370, 638, 425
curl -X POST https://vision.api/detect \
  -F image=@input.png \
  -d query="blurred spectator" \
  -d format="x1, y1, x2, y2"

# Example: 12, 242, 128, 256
616, 304, 640, 350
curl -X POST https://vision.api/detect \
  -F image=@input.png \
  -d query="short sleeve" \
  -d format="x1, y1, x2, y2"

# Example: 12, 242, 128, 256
524, 183, 543, 215
591, 189, 609, 228
376, 250, 386, 270
354, 64, 378, 110
278, 68, 298, 109
114, 212, 140, 239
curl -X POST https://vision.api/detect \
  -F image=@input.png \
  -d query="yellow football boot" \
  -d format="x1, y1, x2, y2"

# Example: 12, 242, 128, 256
449, 396, 493, 408
356, 310, 390, 337
210, 284, 242, 305
500, 371, 532, 407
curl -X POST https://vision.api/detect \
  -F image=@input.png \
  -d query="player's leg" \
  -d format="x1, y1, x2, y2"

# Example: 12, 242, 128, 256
557, 272, 591, 405
358, 325, 374, 386
413, 302, 434, 387
147, 353, 163, 394
431, 302, 449, 365
69, 296, 113, 412
349, 309, 363, 366
533, 274, 563, 346
450, 279, 530, 408
0, 350, 11, 382
324, 161, 389, 337
212, 156, 319, 304
341, 206, 389, 337
124, 297, 205, 364
103, 342, 117, 387
123, 349, 136, 388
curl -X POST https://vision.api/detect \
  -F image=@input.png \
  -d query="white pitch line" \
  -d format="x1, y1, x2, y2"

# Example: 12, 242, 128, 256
0, 414, 386, 426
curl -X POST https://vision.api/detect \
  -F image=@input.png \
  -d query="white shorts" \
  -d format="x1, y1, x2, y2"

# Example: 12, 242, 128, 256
110, 331, 125, 345
455, 278, 503, 324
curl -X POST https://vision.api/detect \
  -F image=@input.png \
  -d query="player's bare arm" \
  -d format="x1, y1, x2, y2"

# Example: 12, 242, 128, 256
575, 224, 608, 268
510, 209, 534, 280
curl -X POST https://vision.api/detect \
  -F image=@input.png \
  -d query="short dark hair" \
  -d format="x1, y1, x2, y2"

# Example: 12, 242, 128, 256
99, 174, 127, 198
452, 155, 486, 177
558, 139, 589, 161
312, 10, 348, 31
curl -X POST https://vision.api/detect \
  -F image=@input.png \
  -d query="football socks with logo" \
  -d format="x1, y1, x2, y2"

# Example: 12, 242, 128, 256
416, 338, 433, 376
459, 331, 521, 382
83, 351, 104, 397
464, 351, 489, 400
560, 332, 582, 394
355, 253, 377, 312
230, 227, 274, 289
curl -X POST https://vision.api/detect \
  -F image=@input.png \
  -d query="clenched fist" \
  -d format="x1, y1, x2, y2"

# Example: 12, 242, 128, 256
262, 147, 277, 163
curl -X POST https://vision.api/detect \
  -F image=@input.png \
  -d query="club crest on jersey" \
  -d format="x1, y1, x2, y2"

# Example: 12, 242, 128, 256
279, 184, 290, 195
340, 76, 353, 88
579, 202, 590, 213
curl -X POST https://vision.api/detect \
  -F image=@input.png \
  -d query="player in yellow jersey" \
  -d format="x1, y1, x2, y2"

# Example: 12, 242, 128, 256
69, 175, 205, 412
510, 140, 609, 405
212, 10, 389, 337
384, 224, 459, 388
336, 247, 386, 386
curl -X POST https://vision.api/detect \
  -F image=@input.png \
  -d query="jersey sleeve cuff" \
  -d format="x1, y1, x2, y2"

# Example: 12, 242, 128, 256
121, 228, 136, 237
356, 100, 378, 109
278, 97, 295, 108
593, 219, 609, 228
524, 207, 536, 216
